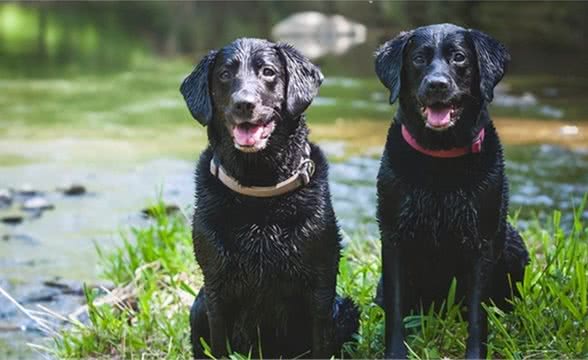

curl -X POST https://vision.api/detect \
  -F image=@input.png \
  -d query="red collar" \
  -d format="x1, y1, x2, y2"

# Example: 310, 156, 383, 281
401, 125, 485, 158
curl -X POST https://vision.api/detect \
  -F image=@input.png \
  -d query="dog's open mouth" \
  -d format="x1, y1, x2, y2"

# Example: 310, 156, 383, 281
231, 120, 276, 152
421, 102, 460, 131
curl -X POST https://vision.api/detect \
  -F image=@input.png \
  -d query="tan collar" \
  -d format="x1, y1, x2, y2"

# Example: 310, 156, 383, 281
209, 144, 315, 198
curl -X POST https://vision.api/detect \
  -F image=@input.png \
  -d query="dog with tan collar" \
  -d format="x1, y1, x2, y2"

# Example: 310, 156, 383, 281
180, 38, 358, 359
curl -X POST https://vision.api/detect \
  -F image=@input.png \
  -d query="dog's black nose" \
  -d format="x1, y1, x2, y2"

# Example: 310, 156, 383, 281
234, 101, 255, 115
232, 93, 257, 117
426, 76, 450, 92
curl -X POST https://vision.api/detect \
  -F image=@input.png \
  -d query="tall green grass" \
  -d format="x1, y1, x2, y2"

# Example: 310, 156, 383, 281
49, 199, 588, 359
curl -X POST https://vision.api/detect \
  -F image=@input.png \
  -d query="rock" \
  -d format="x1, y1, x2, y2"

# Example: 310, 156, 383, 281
0, 189, 13, 208
17, 184, 38, 196
1, 210, 25, 225
42, 279, 115, 296
21, 288, 61, 304
1, 233, 40, 245
59, 184, 86, 196
141, 203, 180, 218
0, 324, 25, 332
272, 11, 367, 59
22, 196, 54, 211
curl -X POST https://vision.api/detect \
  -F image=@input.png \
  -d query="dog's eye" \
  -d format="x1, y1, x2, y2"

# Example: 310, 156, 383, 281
219, 70, 231, 81
262, 67, 276, 77
412, 55, 426, 65
453, 52, 466, 63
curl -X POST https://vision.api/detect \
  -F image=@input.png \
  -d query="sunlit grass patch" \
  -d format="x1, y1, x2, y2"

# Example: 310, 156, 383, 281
48, 200, 200, 358
0, 153, 32, 166
44, 197, 588, 359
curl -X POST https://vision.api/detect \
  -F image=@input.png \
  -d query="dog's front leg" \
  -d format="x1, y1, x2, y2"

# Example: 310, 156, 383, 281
310, 274, 336, 358
383, 241, 407, 359
465, 254, 490, 359
205, 287, 228, 357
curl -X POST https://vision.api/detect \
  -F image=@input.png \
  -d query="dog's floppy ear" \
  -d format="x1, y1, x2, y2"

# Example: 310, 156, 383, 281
180, 50, 218, 126
468, 29, 510, 103
374, 31, 412, 104
276, 43, 324, 117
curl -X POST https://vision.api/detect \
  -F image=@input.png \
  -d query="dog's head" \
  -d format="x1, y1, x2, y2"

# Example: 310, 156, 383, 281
375, 24, 509, 144
181, 38, 323, 153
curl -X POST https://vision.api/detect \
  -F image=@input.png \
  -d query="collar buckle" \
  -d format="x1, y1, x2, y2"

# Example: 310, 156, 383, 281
298, 158, 315, 186
209, 143, 315, 197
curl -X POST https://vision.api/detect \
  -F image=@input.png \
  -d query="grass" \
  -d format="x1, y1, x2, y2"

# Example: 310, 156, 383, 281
40, 197, 588, 359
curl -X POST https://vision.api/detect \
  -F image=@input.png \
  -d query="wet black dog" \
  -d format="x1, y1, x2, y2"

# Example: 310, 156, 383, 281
374, 24, 529, 358
180, 38, 358, 359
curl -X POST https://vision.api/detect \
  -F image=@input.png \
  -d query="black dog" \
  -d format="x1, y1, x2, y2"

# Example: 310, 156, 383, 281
180, 38, 358, 359
374, 24, 529, 358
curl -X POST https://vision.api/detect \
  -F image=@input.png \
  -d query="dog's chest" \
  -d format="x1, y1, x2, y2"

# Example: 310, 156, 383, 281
221, 222, 312, 290
397, 188, 481, 249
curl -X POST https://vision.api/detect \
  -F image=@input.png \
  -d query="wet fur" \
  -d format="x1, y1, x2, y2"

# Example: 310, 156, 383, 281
180, 38, 358, 358
374, 24, 529, 358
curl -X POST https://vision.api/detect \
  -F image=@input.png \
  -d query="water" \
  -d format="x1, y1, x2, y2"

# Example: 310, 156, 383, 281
1, 145, 586, 288
1, 7, 587, 355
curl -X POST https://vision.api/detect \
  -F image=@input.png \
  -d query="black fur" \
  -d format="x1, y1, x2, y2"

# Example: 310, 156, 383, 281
180, 38, 358, 359
181, 51, 218, 126
374, 24, 528, 359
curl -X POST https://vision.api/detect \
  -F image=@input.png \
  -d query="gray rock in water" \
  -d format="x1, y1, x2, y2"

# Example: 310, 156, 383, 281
22, 197, 54, 211
42, 279, 114, 296
59, 184, 86, 196
1, 233, 40, 245
1, 210, 25, 225
0, 189, 12, 208
17, 184, 39, 196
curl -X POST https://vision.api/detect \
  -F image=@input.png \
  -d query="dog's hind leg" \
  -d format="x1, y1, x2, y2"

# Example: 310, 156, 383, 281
491, 224, 529, 310
333, 295, 360, 354
190, 289, 210, 359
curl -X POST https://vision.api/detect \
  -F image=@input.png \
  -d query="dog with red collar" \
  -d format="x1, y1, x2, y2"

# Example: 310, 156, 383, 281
374, 24, 529, 359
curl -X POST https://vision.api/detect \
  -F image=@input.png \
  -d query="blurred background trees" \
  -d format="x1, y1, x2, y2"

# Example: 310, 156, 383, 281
0, 1, 586, 77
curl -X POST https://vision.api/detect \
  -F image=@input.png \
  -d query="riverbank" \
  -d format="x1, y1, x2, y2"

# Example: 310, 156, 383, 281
17, 200, 586, 358
1, 117, 587, 167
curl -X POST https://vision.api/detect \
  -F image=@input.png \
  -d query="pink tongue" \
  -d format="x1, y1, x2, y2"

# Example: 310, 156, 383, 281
233, 124, 264, 146
425, 107, 452, 127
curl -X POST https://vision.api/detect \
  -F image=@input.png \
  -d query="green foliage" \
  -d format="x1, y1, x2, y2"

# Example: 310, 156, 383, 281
486, 202, 588, 359
50, 200, 588, 359
96, 199, 194, 284
51, 200, 199, 359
